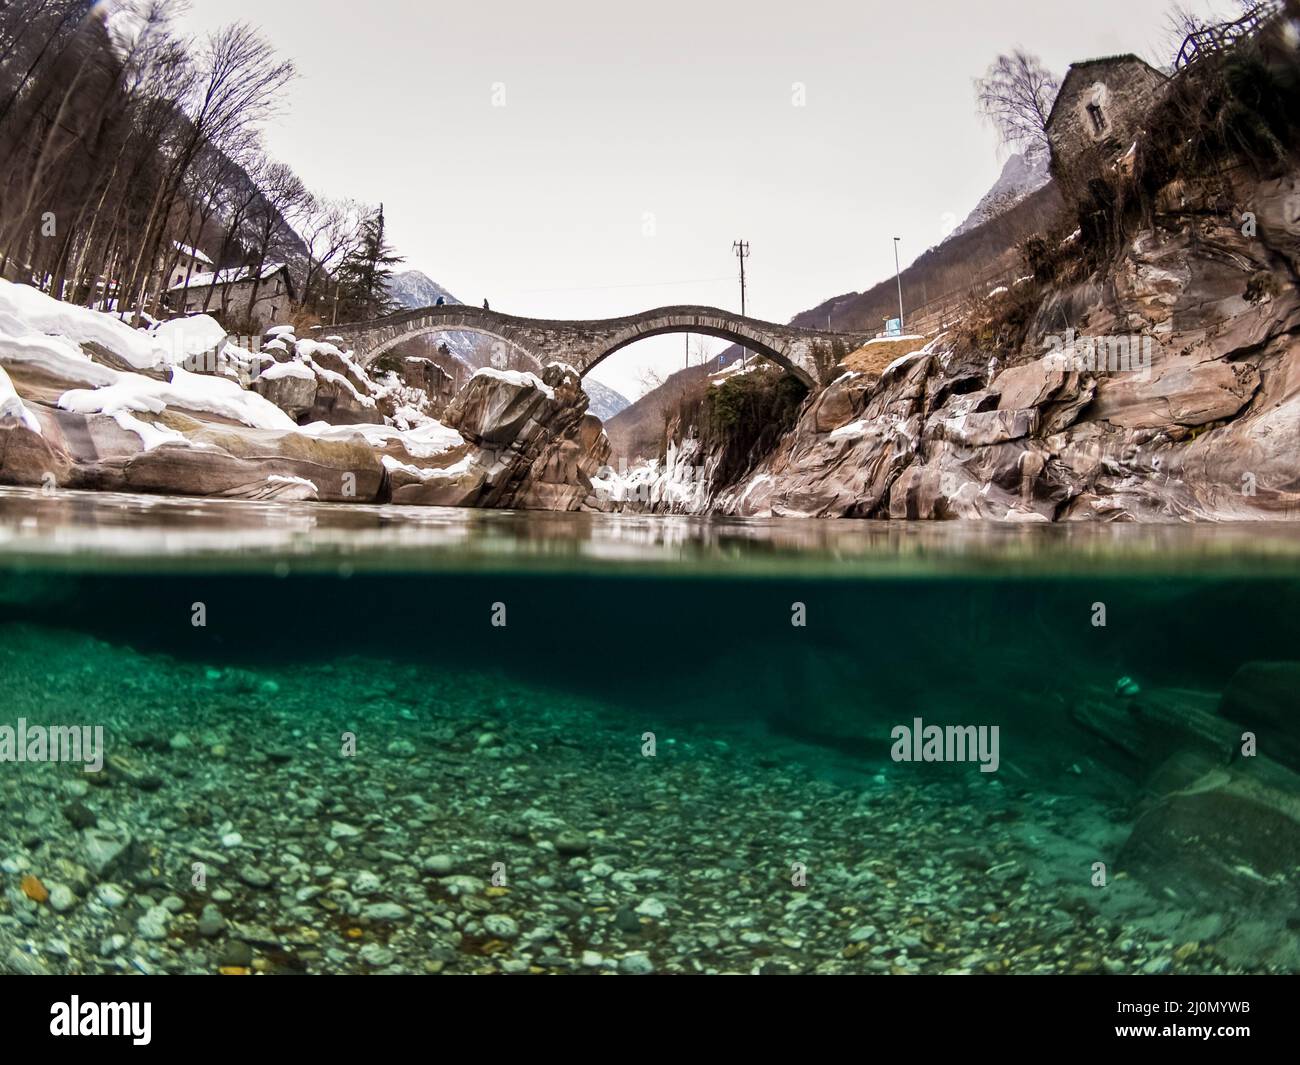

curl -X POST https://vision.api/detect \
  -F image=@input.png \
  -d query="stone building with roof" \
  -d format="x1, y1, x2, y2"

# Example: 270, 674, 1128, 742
1044, 55, 1169, 181
167, 263, 296, 331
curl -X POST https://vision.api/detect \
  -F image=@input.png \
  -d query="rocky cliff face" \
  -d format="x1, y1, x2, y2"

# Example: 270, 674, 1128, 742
634, 166, 1300, 521
385, 363, 610, 510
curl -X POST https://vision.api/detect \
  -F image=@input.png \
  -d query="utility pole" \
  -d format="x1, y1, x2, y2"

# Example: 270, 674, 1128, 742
893, 236, 905, 333
733, 239, 750, 367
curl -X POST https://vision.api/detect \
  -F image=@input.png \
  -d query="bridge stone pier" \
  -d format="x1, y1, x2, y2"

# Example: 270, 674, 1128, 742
314, 304, 871, 389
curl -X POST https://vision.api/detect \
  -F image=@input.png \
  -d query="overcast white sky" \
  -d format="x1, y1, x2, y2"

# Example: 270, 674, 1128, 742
175, 0, 1238, 399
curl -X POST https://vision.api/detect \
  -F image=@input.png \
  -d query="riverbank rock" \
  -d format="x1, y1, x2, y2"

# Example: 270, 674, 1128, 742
655, 163, 1300, 521
387, 364, 612, 510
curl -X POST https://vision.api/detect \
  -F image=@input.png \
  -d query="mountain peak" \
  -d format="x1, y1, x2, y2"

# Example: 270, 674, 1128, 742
386, 270, 460, 310
949, 151, 1051, 242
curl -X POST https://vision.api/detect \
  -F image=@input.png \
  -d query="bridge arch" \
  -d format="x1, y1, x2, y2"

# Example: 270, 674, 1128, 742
316, 304, 870, 390
587, 312, 813, 386
365, 325, 542, 373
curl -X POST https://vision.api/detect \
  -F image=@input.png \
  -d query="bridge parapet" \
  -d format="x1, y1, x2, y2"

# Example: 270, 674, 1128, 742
315, 304, 871, 388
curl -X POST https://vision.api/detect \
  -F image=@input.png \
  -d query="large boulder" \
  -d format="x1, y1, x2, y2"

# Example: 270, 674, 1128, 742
389, 364, 612, 511
1219, 662, 1300, 771
1120, 761, 1300, 913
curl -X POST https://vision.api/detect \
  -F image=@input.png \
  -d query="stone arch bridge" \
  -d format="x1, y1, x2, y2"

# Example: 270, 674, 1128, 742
313, 304, 871, 389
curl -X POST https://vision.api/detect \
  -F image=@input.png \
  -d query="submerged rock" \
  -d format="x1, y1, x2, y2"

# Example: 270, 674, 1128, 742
1120, 762, 1300, 920
1219, 662, 1300, 771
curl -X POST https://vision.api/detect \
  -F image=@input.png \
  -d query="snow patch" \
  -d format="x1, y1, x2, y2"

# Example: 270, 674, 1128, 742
0, 279, 170, 370
472, 366, 555, 399
58, 365, 298, 431
0, 364, 41, 434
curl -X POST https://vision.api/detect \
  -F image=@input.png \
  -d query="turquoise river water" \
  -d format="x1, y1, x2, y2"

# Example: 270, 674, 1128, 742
1, 486, 1298, 975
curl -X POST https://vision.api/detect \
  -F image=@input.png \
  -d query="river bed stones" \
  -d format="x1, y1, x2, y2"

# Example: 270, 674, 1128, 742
0, 620, 1292, 975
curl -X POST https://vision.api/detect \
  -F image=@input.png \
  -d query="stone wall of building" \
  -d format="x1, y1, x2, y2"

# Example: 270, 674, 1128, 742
175, 273, 291, 331
1047, 58, 1168, 177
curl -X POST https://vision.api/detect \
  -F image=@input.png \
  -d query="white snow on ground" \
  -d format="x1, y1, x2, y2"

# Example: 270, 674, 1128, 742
59, 365, 297, 431
149, 315, 227, 362
380, 453, 473, 480
310, 363, 375, 406
0, 279, 172, 370
300, 419, 464, 459
110, 411, 188, 451
0, 364, 41, 434
0, 280, 467, 456
829, 419, 868, 441
589, 467, 620, 498
864, 334, 925, 345
400, 419, 464, 453
472, 366, 555, 399
710, 357, 765, 385
288, 338, 380, 405
258, 360, 315, 381
881, 348, 930, 378
267, 474, 319, 496
0, 327, 119, 388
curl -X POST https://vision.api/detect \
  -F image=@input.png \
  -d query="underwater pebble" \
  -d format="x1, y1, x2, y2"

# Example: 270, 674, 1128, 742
5, 947, 49, 975
483, 914, 519, 940
98, 935, 126, 958
554, 831, 591, 855
136, 907, 170, 941
352, 871, 383, 896
237, 866, 272, 889
220, 941, 253, 967
635, 897, 667, 919
362, 902, 409, 922
45, 938, 72, 959
423, 854, 455, 875
358, 943, 395, 967
48, 883, 76, 913
197, 904, 226, 938
94, 883, 127, 909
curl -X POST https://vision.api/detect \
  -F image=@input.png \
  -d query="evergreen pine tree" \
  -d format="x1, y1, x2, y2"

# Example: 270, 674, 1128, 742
337, 203, 404, 319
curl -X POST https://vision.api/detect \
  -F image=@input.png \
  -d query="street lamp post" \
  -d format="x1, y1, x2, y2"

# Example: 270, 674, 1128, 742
893, 237, 905, 333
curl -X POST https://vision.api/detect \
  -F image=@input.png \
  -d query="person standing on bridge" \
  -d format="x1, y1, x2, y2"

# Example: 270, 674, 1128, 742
483, 298, 490, 311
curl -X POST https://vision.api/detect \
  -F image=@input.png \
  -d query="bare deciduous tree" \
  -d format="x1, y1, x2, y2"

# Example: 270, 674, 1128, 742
975, 50, 1060, 161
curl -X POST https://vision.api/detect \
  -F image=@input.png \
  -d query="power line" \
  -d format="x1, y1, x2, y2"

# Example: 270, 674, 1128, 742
733, 239, 749, 367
